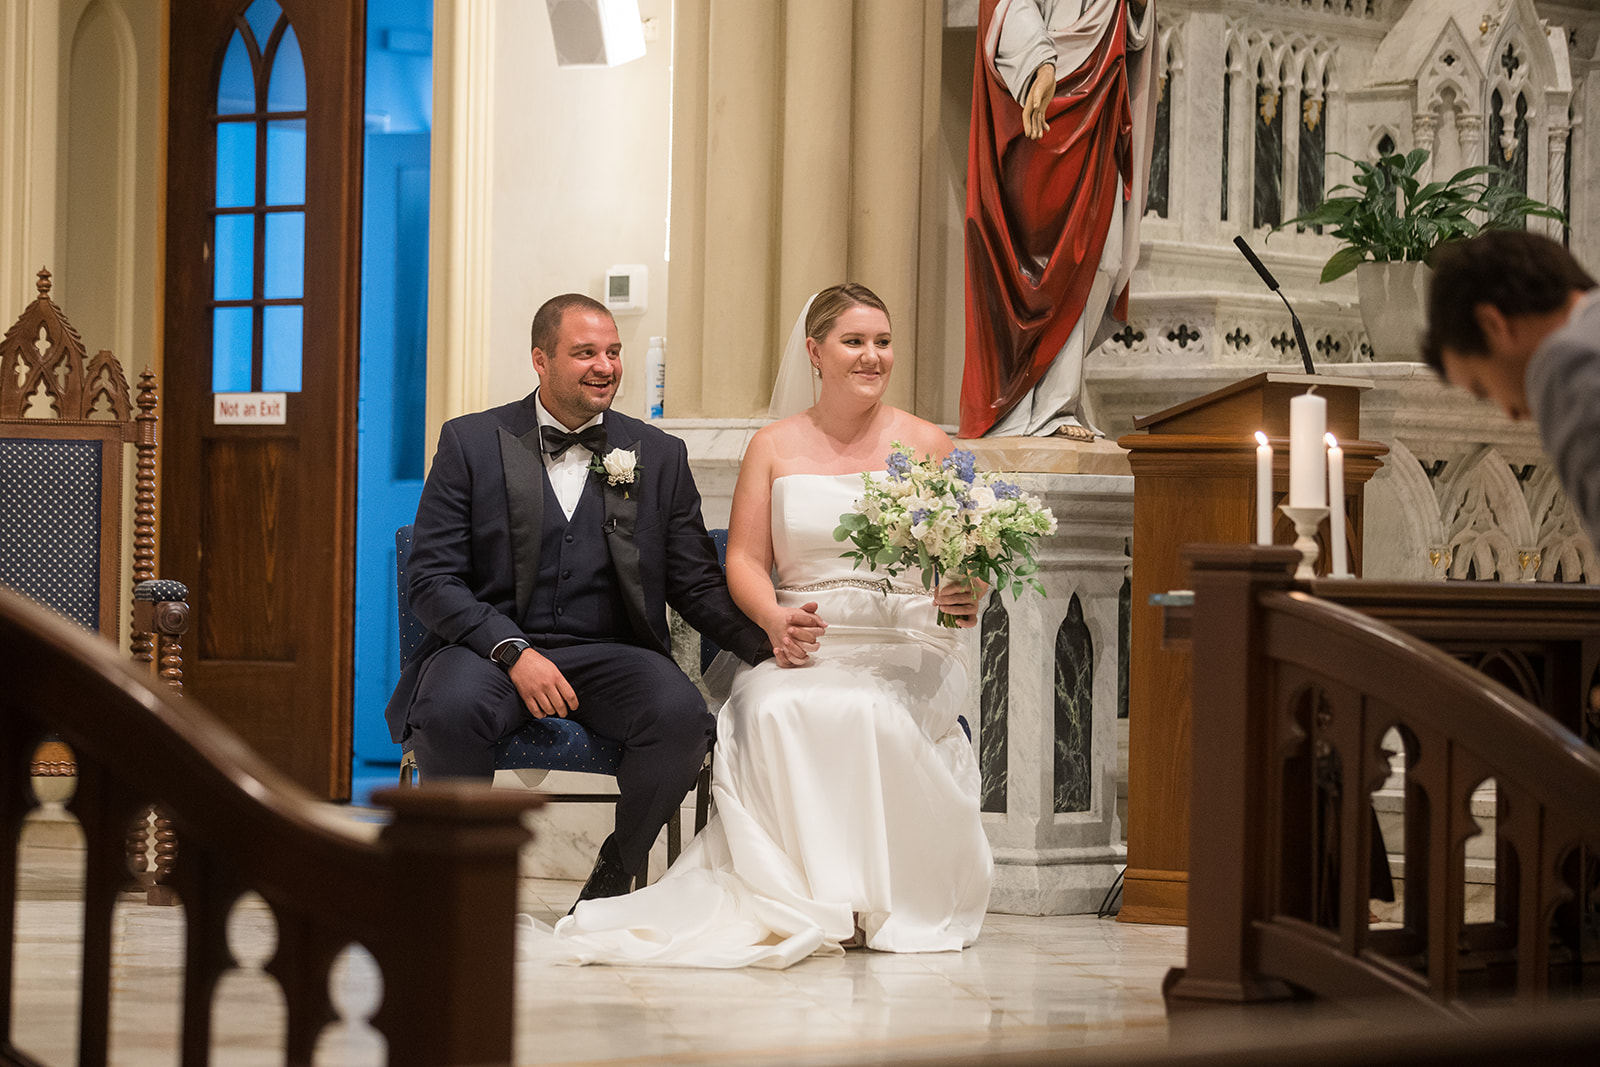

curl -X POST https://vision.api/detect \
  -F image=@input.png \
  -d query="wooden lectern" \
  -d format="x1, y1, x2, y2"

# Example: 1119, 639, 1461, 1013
1116, 372, 1386, 925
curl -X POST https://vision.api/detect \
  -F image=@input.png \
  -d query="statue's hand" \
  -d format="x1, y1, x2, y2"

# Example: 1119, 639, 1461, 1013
1022, 61, 1055, 140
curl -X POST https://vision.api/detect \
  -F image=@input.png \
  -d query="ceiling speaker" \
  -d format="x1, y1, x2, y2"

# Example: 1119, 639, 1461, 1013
546, 0, 646, 68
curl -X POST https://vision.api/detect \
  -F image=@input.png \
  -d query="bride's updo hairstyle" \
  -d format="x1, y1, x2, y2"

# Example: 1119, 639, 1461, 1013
805, 283, 890, 345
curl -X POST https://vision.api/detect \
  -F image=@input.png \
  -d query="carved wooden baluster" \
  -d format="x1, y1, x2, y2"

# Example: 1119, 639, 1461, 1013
132, 585, 189, 904
125, 810, 151, 900
153, 601, 188, 903
129, 369, 159, 668
125, 374, 166, 892
148, 807, 180, 907
159, 631, 184, 694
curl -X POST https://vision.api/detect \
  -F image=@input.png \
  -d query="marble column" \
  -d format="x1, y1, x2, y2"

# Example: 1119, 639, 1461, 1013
962, 439, 1134, 915
1412, 112, 1437, 183
1457, 112, 1484, 167
1545, 120, 1570, 240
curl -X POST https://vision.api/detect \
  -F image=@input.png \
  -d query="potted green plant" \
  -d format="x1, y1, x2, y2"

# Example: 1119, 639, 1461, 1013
1272, 149, 1565, 360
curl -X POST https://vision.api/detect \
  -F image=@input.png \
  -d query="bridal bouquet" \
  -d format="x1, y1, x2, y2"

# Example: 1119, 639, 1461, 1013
834, 443, 1057, 626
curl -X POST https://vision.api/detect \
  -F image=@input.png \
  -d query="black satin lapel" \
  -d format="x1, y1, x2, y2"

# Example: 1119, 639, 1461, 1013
602, 441, 649, 645
499, 426, 545, 623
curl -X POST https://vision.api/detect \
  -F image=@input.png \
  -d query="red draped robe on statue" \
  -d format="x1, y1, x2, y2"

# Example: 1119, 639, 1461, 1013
961, 0, 1154, 439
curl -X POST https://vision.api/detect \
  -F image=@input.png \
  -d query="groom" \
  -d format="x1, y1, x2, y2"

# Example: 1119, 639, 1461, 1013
385, 293, 791, 904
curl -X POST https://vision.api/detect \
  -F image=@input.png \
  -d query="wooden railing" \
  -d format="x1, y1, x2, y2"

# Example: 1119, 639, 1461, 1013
1165, 546, 1600, 1014
0, 587, 539, 1066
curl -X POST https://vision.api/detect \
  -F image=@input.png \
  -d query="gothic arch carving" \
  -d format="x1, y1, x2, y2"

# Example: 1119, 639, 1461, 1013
1157, 17, 1184, 76
1525, 466, 1597, 583
1436, 446, 1535, 581
1052, 592, 1094, 815
1417, 14, 1482, 118
1223, 21, 1247, 76
1367, 126, 1399, 157
1361, 439, 1444, 581
1484, 9, 1556, 122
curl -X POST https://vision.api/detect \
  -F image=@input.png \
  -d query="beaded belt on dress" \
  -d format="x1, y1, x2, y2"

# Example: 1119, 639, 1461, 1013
776, 578, 932, 598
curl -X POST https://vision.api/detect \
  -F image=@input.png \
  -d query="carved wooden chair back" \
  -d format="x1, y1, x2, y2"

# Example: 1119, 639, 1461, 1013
0, 267, 190, 900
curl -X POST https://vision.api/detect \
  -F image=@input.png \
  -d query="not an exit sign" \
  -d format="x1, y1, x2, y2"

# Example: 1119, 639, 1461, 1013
213, 392, 287, 425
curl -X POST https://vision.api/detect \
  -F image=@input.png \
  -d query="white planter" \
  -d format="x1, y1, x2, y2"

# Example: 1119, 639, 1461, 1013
1357, 260, 1433, 361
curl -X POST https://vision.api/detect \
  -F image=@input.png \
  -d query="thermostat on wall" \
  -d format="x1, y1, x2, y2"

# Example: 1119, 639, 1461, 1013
604, 265, 648, 314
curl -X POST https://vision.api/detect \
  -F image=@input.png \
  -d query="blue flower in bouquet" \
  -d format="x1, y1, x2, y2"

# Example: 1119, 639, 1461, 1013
941, 449, 977, 484
833, 442, 1057, 627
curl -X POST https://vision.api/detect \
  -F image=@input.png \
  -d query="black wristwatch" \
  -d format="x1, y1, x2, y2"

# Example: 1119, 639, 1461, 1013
492, 638, 531, 672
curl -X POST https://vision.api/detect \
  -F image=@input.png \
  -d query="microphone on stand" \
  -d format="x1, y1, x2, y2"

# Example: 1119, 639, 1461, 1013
1233, 236, 1315, 375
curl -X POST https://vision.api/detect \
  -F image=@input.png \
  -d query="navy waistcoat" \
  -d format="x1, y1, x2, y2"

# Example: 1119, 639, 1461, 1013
522, 471, 634, 644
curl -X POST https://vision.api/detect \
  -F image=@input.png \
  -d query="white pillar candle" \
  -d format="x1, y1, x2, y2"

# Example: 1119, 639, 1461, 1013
1255, 431, 1273, 545
1326, 432, 1349, 577
1289, 391, 1327, 508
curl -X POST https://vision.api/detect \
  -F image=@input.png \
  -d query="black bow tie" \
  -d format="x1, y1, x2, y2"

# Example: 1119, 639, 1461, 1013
540, 423, 608, 459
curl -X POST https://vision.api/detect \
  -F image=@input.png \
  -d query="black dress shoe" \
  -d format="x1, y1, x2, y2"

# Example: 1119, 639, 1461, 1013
568, 835, 635, 915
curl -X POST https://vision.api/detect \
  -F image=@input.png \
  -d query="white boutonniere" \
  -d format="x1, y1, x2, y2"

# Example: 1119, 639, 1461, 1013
591, 446, 639, 494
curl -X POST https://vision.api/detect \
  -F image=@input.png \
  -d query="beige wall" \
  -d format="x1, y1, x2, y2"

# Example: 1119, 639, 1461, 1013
430, 0, 969, 434
0, 0, 162, 375
487, 0, 674, 419
430, 0, 676, 446
1, 0, 61, 307
0, 0, 163, 646
58, 0, 164, 382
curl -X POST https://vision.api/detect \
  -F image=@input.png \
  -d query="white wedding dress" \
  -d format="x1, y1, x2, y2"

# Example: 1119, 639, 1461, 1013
520, 473, 993, 968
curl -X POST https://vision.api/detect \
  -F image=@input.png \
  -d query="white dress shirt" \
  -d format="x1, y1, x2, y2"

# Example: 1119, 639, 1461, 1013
534, 389, 604, 521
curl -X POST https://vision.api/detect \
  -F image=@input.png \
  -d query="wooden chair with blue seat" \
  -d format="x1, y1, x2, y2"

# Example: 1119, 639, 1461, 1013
394, 523, 715, 885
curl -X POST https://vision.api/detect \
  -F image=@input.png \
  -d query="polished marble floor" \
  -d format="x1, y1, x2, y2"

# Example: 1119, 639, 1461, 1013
10, 807, 1188, 1066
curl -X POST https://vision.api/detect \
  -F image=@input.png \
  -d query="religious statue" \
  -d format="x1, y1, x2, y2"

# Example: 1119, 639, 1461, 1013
961, 0, 1156, 440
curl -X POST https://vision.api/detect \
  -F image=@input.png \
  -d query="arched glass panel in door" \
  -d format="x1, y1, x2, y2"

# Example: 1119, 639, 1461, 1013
212, 0, 306, 392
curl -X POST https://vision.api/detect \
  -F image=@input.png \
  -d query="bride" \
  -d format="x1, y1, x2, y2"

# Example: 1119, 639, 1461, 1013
525, 283, 993, 967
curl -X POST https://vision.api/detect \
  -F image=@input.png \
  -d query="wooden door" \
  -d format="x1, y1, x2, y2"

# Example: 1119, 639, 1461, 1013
162, 0, 363, 798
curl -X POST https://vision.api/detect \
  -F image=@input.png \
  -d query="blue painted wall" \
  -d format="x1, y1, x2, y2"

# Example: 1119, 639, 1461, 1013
352, 0, 432, 785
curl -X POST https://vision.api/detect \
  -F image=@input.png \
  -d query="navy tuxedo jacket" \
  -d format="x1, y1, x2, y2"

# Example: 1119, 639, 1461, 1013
384, 394, 768, 742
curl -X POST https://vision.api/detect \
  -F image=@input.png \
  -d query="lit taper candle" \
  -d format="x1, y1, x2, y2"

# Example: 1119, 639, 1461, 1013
1255, 431, 1273, 545
1326, 432, 1349, 577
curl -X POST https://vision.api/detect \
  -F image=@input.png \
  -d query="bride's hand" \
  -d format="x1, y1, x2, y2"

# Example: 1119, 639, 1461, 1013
766, 601, 826, 667
934, 575, 988, 628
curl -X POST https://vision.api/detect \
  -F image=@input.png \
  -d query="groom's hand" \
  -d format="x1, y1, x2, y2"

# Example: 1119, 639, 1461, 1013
767, 602, 826, 667
509, 648, 579, 718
